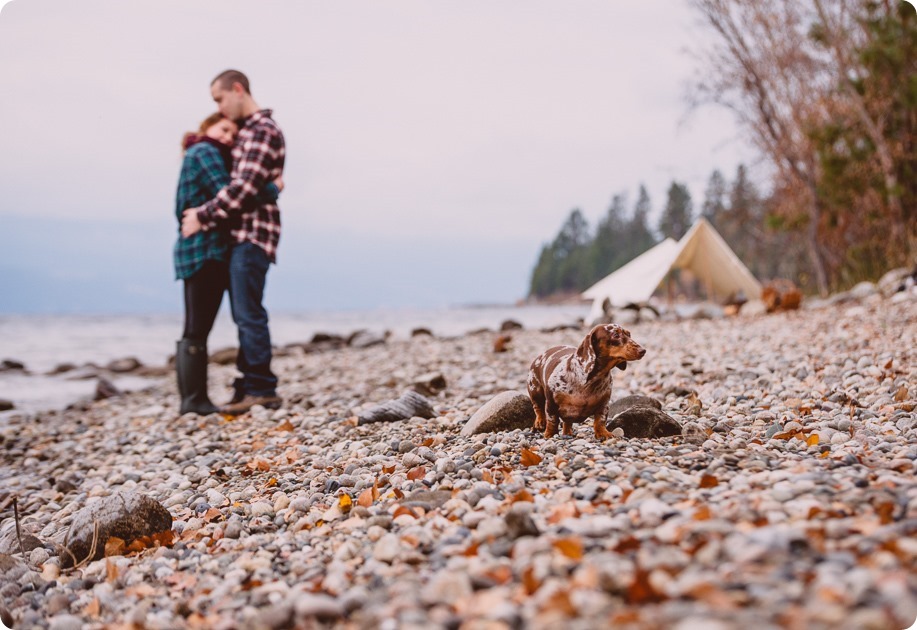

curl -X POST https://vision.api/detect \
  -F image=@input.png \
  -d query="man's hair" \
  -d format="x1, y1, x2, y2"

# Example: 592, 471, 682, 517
211, 69, 251, 94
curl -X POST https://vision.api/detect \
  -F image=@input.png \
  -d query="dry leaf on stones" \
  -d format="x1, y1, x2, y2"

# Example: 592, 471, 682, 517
520, 448, 543, 467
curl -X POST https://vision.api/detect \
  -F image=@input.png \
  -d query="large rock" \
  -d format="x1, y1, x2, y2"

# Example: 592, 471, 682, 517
461, 391, 536, 436
606, 406, 682, 439
60, 492, 172, 568
607, 395, 662, 419
0, 399, 13, 411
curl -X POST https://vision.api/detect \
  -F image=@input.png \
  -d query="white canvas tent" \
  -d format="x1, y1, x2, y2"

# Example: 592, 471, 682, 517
583, 218, 762, 322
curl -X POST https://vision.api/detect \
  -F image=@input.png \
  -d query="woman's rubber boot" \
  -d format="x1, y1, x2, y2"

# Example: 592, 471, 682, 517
176, 338, 219, 415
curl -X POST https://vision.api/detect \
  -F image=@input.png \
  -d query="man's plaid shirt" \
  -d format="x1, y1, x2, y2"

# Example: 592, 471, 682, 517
174, 140, 278, 280
196, 109, 286, 262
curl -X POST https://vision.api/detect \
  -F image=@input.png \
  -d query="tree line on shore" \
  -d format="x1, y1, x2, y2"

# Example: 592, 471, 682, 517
530, 0, 915, 300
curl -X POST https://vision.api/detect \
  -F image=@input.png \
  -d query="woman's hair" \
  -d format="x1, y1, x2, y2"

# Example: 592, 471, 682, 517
181, 112, 226, 151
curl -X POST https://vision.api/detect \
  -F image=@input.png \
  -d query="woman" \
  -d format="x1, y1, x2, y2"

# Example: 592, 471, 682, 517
173, 113, 281, 414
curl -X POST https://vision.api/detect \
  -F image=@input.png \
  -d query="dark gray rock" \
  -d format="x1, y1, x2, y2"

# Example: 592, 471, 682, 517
505, 511, 540, 539
105, 357, 142, 373
47, 363, 78, 375
60, 492, 172, 568
606, 407, 682, 439
94, 377, 121, 401
411, 328, 434, 337
0, 359, 25, 372
348, 330, 387, 349
500, 320, 523, 331
606, 395, 662, 419
357, 391, 435, 425
0, 399, 13, 412
461, 391, 536, 436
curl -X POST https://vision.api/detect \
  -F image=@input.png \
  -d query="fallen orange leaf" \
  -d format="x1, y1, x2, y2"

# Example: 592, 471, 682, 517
699, 474, 719, 489
393, 505, 419, 519
553, 537, 584, 560
407, 466, 427, 481
625, 567, 665, 604
542, 588, 577, 616
520, 448, 543, 467
522, 565, 541, 595
511, 489, 534, 503
357, 488, 375, 508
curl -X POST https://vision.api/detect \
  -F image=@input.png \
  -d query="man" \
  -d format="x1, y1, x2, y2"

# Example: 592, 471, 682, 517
182, 69, 285, 415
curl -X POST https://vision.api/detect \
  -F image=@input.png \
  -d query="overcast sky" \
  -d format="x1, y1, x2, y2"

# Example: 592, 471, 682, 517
0, 0, 757, 314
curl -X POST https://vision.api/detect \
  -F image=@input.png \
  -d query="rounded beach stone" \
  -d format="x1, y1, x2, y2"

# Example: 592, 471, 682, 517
460, 391, 536, 436
60, 491, 172, 568
606, 407, 682, 439
606, 395, 663, 419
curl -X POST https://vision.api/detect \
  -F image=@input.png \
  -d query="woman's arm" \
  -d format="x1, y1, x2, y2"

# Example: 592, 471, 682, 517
194, 145, 231, 199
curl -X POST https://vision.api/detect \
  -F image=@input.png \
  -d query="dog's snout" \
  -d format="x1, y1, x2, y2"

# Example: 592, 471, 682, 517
638, 347, 646, 358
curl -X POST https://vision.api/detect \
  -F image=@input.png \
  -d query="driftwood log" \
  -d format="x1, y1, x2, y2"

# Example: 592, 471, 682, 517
357, 391, 435, 426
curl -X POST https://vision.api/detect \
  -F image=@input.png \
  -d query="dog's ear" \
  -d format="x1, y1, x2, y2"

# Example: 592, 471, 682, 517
575, 327, 599, 376
616, 361, 627, 371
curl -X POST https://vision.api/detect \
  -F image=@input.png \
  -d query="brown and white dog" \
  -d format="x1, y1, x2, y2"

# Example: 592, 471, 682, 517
527, 324, 646, 440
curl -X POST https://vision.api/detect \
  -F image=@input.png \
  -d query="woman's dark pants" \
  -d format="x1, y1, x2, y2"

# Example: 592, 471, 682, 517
183, 260, 228, 341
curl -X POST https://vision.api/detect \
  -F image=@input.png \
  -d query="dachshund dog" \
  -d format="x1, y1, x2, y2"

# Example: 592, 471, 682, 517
527, 324, 646, 440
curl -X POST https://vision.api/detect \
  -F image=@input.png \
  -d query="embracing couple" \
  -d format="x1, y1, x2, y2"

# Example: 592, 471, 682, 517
173, 69, 284, 417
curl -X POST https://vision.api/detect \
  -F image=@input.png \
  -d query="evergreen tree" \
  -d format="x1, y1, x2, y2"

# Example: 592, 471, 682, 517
701, 169, 728, 228
589, 193, 628, 279
623, 185, 658, 260
728, 164, 765, 276
553, 209, 592, 293
528, 243, 556, 298
658, 182, 693, 240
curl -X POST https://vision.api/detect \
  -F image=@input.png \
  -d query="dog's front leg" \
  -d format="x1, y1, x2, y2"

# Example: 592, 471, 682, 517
561, 419, 575, 438
593, 409, 614, 440
543, 400, 561, 438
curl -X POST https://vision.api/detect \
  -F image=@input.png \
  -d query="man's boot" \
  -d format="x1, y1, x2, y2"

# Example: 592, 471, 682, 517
176, 338, 219, 415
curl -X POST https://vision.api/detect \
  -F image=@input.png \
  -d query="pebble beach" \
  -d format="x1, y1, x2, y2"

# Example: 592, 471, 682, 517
1, 287, 916, 629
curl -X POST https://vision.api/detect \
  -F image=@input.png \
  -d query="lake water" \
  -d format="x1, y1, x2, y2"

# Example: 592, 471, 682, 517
0, 304, 589, 414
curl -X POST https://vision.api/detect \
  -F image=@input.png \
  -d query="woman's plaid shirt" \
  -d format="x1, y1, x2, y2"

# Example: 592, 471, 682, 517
173, 142, 234, 280
196, 109, 286, 262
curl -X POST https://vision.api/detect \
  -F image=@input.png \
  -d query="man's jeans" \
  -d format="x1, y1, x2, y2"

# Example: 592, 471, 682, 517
228, 242, 278, 397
